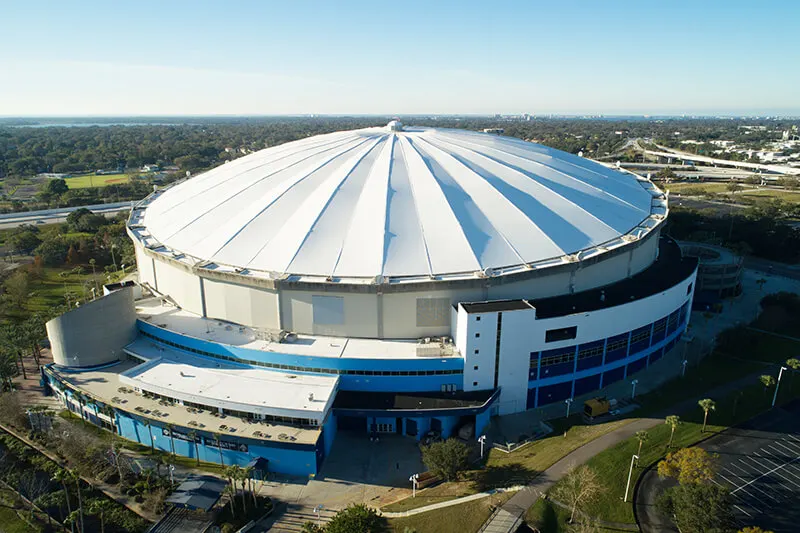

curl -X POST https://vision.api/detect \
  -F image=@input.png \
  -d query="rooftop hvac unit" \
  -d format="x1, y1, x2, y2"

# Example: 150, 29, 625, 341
416, 344, 442, 357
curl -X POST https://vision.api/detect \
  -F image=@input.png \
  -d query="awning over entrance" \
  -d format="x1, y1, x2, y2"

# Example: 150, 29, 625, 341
165, 475, 226, 511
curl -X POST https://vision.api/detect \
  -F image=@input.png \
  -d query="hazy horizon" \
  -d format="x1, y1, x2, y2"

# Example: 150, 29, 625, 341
1, 1, 798, 117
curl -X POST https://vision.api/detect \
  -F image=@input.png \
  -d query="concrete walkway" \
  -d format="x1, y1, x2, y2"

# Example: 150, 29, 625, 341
381, 486, 524, 518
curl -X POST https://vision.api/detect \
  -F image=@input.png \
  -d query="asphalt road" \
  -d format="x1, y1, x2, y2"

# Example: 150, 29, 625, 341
637, 401, 800, 533
0, 201, 133, 229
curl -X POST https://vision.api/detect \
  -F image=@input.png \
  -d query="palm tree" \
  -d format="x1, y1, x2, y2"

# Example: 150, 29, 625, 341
143, 419, 155, 454
52, 469, 74, 533
61, 470, 84, 533
634, 430, 649, 461
223, 466, 238, 517
236, 466, 248, 514
786, 358, 800, 389
166, 423, 176, 458
64, 511, 80, 533
87, 500, 114, 533
213, 432, 225, 466
187, 430, 200, 465
244, 466, 257, 507
665, 415, 681, 448
698, 399, 716, 433
225, 484, 237, 520
760, 374, 776, 397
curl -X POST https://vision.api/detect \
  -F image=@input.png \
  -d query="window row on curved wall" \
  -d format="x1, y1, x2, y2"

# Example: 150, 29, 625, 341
137, 329, 463, 377
527, 300, 689, 408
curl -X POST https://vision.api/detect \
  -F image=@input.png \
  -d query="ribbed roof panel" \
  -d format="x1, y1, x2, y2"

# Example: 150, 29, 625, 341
141, 125, 655, 279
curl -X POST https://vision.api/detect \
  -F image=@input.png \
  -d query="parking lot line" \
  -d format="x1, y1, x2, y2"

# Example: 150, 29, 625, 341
738, 457, 795, 498
718, 471, 772, 506
731, 455, 800, 495
734, 504, 753, 517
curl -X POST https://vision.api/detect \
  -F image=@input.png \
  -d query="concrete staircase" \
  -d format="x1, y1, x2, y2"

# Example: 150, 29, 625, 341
261, 503, 337, 532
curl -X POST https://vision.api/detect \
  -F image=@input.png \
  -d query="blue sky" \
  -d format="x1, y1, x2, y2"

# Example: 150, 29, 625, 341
1, 0, 798, 116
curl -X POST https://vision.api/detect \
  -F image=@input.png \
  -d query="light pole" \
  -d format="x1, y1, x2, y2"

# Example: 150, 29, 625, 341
313, 504, 324, 525
565, 398, 573, 418
409, 473, 419, 498
478, 435, 486, 458
772, 366, 788, 408
631, 379, 639, 400
681, 359, 688, 377
169, 464, 175, 485
623, 454, 639, 502
110, 243, 118, 272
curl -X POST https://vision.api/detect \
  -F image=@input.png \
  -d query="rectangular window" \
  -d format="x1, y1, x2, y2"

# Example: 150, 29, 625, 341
578, 340, 604, 360
475, 333, 480, 338
540, 346, 576, 367
473, 365, 479, 370
545, 326, 577, 343
474, 349, 479, 354
416, 298, 450, 327
312, 295, 345, 325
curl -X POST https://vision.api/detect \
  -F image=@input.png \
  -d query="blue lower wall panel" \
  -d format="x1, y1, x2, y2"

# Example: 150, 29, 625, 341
114, 411, 320, 477
602, 366, 625, 387
574, 374, 602, 397
626, 356, 648, 377
538, 381, 573, 406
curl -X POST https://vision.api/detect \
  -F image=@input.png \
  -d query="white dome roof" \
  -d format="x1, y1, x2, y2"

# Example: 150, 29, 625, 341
140, 125, 656, 281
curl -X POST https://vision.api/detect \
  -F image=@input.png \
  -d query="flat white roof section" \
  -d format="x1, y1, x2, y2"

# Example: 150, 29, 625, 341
136, 297, 461, 360
135, 125, 656, 282
121, 339, 338, 422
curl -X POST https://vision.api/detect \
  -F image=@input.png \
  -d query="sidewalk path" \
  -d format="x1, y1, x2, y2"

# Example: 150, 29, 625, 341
381, 487, 523, 518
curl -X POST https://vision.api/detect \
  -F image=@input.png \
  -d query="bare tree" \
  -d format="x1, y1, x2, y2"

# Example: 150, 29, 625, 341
551, 464, 603, 523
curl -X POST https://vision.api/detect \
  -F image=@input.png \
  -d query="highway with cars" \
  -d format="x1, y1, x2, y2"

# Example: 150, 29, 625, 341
0, 201, 134, 229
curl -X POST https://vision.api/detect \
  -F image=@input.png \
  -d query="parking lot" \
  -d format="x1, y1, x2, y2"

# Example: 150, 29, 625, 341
702, 401, 800, 532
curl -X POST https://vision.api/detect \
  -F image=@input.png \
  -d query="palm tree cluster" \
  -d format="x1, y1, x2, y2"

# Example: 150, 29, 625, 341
0, 313, 49, 388
222, 465, 258, 520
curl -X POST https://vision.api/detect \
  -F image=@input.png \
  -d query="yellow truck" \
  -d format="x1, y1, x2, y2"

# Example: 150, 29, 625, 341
583, 397, 618, 418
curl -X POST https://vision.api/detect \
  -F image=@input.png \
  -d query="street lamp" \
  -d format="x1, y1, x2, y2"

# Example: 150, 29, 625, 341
772, 366, 788, 408
565, 398, 573, 418
110, 243, 118, 272
409, 473, 419, 498
623, 454, 640, 502
169, 464, 175, 484
478, 435, 486, 458
681, 359, 688, 377
630, 379, 639, 400
313, 504, 324, 525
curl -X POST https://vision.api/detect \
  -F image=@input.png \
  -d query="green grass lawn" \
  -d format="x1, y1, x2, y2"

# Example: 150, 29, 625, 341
665, 181, 800, 204
526, 498, 621, 533
386, 491, 511, 533
64, 173, 131, 189
551, 371, 800, 525
25, 266, 103, 315
381, 418, 633, 513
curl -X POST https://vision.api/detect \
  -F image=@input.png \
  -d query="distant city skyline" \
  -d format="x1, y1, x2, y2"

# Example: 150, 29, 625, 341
1, 0, 798, 117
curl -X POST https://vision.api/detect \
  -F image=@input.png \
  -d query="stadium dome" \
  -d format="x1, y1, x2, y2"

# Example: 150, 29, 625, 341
139, 124, 659, 282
